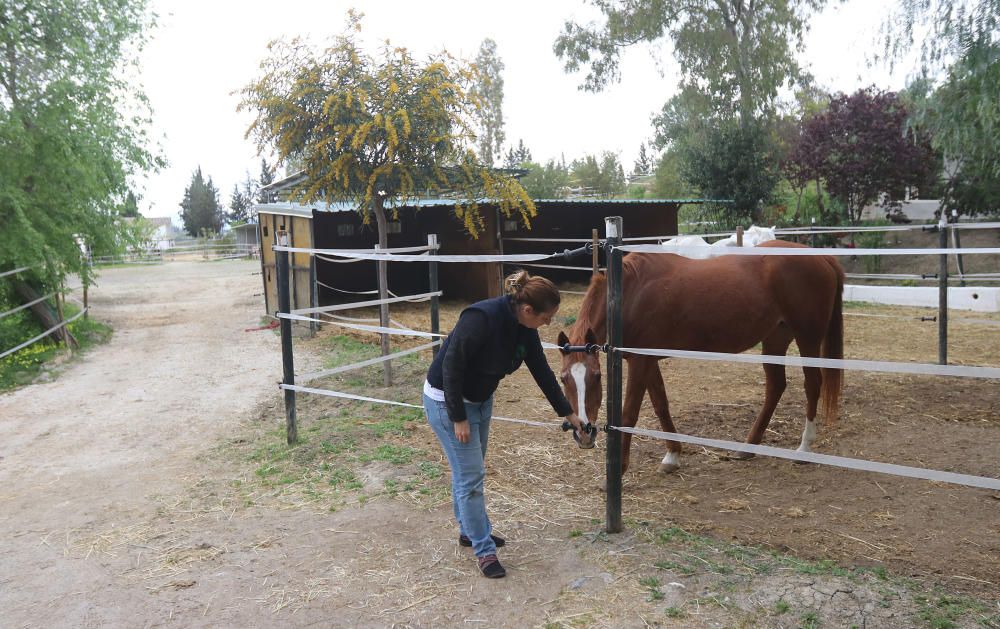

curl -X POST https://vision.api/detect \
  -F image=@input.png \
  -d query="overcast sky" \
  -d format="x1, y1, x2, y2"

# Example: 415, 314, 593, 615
136, 0, 910, 221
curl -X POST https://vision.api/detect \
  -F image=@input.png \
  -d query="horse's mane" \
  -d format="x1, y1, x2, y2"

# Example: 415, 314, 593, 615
569, 273, 608, 342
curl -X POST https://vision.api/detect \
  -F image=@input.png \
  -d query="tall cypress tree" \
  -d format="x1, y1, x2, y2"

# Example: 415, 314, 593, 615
179, 166, 224, 236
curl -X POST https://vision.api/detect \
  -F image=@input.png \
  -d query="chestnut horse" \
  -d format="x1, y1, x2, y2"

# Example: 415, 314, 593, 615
557, 241, 844, 475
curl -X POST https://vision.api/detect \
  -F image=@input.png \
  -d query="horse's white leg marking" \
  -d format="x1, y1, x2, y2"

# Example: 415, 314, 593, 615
570, 363, 591, 426
660, 451, 680, 467
798, 418, 817, 452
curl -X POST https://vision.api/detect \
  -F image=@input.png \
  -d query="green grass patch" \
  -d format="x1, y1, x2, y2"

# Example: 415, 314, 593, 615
639, 576, 663, 601
222, 333, 443, 512
914, 595, 990, 629
0, 301, 112, 392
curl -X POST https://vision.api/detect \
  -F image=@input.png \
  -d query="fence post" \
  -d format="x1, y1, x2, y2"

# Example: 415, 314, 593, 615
950, 209, 965, 287
375, 243, 392, 386
938, 215, 949, 366
736, 225, 744, 247
428, 234, 440, 359
592, 228, 599, 274
54, 285, 69, 348
276, 230, 298, 444
605, 216, 624, 534
810, 217, 817, 248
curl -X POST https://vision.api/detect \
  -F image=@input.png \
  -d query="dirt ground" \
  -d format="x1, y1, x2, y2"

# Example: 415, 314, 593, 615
1, 255, 999, 628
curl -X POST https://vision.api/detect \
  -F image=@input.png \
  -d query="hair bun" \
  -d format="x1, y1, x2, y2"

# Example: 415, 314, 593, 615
504, 270, 529, 295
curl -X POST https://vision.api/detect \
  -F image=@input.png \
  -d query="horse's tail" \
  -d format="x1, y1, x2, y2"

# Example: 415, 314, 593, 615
820, 259, 845, 422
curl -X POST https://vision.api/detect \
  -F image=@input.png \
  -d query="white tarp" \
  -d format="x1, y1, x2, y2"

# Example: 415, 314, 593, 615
660, 225, 776, 258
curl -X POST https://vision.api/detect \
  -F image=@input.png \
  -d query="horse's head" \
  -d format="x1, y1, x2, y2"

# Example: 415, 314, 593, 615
557, 328, 602, 449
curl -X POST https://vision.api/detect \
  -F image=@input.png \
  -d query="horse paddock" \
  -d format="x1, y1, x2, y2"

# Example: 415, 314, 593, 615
377, 290, 1000, 598
5, 260, 997, 627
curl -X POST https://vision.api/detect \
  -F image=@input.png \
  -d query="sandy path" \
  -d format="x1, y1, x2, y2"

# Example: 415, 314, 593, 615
0, 261, 287, 626
0, 261, 607, 629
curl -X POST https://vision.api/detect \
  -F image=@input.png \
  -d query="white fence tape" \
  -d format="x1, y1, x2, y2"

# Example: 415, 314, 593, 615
275, 245, 554, 263
280, 312, 445, 338
618, 244, 1000, 257
509, 262, 605, 272
279, 383, 562, 429
610, 425, 1000, 491
615, 346, 1000, 379
291, 291, 441, 315
299, 341, 441, 383
0, 266, 32, 280
0, 292, 54, 321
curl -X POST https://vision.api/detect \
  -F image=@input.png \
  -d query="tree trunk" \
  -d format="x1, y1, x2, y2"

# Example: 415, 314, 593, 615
814, 179, 826, 222
12, 280, 79, 349
372, 198, 392, 386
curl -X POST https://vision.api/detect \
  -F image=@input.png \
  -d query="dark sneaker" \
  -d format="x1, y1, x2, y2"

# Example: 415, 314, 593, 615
459, 533, 506, 548
478, 554, 506, 578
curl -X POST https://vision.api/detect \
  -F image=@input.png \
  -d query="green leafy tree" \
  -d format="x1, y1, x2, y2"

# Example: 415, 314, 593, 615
470, 38, 506, 167
121, 191, 140, 218
554, 0, 825, 128
257, 157, 276, 203
228, 172, 256, 225
180, 167, 224, 236
555, 1, 826, 215
632, 142, 653, 177
520, 160, 570, 198
881, 1, 999, 215
680, 121, 780, 225
0, 0, 159, 306
905, 46, 999, 217
652, 149, 696, 198
570, 152, 626, 198
503, 138, 533, 169
239, 12, 535, 385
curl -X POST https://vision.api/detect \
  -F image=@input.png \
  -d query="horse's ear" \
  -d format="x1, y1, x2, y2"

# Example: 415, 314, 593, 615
557, 331, 570, 354
585, 328, 598, 345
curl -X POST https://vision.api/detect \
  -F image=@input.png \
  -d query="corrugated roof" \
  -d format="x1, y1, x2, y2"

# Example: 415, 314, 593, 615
254, 197, 728, 217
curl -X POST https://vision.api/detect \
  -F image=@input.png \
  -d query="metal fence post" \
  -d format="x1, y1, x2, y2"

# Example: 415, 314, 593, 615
938, 215, 949, 365
605, 216, 624, 534
950, 209, 965, 287
276, 230, 297, 444
428, 234, 440, 358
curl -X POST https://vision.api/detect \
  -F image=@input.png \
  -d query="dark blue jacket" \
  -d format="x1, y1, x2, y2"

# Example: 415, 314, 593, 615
427, 296, 573, 422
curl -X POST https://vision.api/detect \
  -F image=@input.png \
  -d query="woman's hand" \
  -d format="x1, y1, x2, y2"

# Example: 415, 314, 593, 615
564, 412, 585, 432
454, 420, 471, 443
563, 412, 596, 448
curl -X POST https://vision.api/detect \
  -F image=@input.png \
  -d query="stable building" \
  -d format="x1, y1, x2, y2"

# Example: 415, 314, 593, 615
254, 176, 712, 317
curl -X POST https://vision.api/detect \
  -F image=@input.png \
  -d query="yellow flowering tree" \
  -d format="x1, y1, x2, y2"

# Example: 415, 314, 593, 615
239, 13, 535, 384
239, 13, 535, 241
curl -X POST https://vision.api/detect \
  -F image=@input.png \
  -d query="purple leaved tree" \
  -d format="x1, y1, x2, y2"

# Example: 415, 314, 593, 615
789, 88, 936, 224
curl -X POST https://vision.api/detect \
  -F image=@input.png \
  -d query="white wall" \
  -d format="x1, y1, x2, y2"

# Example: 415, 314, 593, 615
843, 285, 1000, 312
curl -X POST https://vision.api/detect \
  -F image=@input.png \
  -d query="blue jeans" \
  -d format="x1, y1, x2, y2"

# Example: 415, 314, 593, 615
423, 393, 496, 557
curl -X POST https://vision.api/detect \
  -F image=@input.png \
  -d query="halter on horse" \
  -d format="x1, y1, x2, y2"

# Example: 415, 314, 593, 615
558, 240, 844, 477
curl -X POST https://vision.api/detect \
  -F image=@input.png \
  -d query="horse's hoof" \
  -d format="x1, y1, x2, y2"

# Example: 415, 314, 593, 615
598, 479, 608, 493
658, 463, 680, 474
730, 450, 755, 461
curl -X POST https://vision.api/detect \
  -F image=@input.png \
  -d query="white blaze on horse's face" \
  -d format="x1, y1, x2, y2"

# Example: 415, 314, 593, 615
570, 363, 590, 423
559, 355, 603, 427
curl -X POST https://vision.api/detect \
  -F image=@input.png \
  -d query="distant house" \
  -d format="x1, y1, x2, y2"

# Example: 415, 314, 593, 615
146, 217, 177, 250
230, 223, 260, 257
